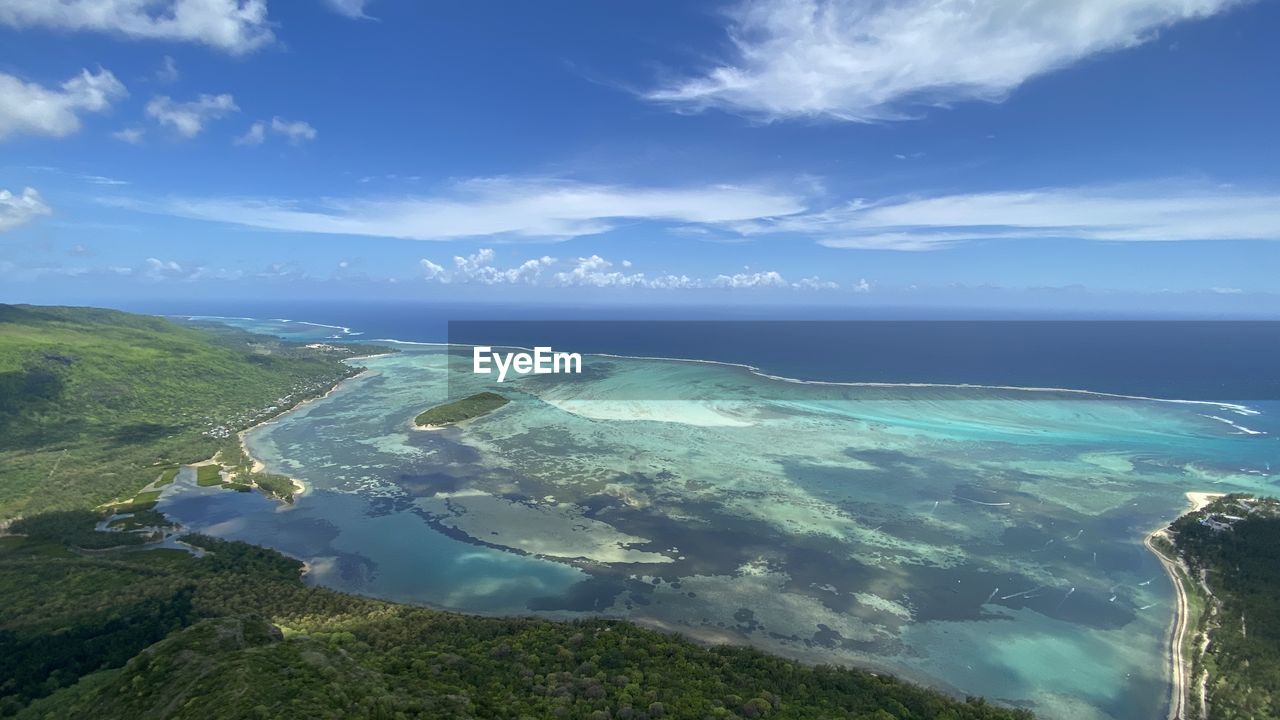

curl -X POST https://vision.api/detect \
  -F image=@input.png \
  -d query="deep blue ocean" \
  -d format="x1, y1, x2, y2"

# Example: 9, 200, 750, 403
115, 299, 1280, 404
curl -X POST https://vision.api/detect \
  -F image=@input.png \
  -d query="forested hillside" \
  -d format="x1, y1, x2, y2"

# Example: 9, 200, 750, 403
2, 514, 1031, 720
1169, 495, 1280, 720
0, 305, 370, 516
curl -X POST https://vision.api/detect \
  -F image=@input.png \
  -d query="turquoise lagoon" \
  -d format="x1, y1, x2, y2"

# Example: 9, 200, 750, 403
159, 325, 1279, 720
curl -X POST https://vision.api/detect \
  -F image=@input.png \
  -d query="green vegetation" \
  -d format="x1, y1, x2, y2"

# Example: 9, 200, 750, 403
0, 304, 375, 516
212, 436, 297, 501
1, 514, 1032, 720
1168, 494, 1280, 720
250, 473, 296, 502
106, 509, 174, 533
195, 465, 223, 486
117, 490, 161, 511
414, 391, 509, 427
155, 466, 179, 487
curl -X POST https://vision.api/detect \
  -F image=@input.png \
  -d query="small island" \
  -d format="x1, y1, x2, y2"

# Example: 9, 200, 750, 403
414, 391, 509, 428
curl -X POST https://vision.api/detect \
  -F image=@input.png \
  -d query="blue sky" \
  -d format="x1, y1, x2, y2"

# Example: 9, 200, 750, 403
2, 0, 1279, 313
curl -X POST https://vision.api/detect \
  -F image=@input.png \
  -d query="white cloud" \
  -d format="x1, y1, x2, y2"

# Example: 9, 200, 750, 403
81, 174, 129, 186
120, 177, 806, 241
0, 0, 274, 55
112, 127, 145, 144
712, 270, 788, 288
234, 121, 266, 145
0, 68, 126, 140
143, 257, 185, 279
0, 187, 51, 232
324, 0, 374, 19
553, 255, 652, 288
794, 275, 839, 290
146, 93, 238, 137
156, 55, 180, 83
270, 116, 317, 143
449, 248, 556, 284
792, 183, 1280, 250
419, 258, 446, 280
414, 250, 833, 292
646, 0, 1244, 122
852, 278, 871, 292
140, 256, 244, 281
235, 117, 317, 146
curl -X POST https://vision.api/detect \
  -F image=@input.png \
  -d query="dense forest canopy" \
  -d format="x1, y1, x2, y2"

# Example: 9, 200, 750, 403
1169, 495, 1280, 720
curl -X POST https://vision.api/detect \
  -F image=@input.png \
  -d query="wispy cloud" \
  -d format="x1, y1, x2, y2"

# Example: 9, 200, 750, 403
271, 116, 317, 144
744, 182, 1280, 250
323, 0, 376, 20
155, 55, 180, 83
146, 93, 238, 137
112, 127, 146, 144
113, 177, 806, 242
0, 187, 51, 232
237, 117, 318, 146
0, 0, 274, 55
0, 68, 126, 140
234, 121, 266, 146
25, 166, 130, 186
646, 0, 1245, 122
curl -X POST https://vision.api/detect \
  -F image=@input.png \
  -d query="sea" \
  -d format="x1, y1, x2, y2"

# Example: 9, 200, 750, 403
113, 300, 1280, 720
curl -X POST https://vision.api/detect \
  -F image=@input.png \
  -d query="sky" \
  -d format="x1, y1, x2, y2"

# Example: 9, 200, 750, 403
1, 0, 1279, 314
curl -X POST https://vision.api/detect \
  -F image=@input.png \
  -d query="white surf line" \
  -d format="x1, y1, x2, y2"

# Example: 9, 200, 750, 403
592, 353, 1261, 415
166, 314, 357, 336
166, 314, 258, 321
270, 318, 356, 335
219, 318, 1263, 417
1200, 414, 1266, 435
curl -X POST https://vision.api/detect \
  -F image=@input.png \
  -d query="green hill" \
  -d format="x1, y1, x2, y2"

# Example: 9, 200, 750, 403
0, 305, 370, 516
3, 516, 1030, 720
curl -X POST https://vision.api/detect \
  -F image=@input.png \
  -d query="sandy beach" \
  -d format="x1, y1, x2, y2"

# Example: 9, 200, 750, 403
233, 362, 379, 499
1147, 490, 1224, 720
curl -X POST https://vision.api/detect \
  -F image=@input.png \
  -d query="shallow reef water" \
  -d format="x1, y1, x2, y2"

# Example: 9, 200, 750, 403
160, 328, 1280, 720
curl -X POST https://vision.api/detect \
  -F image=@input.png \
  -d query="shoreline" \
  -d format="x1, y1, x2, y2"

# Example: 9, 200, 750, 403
235, 356, 389, 500
1147, 490, 1223, 720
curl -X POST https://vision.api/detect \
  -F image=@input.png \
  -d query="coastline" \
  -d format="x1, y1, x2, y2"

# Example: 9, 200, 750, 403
1147, 490, 1223, 720
234, 354, 391, 501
